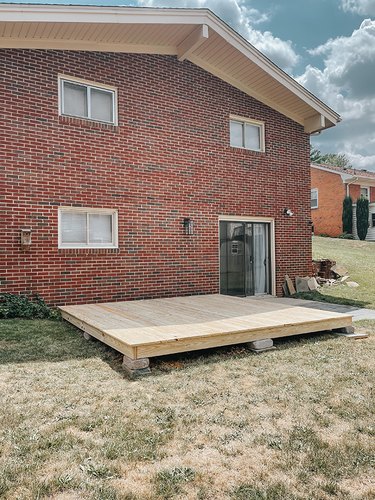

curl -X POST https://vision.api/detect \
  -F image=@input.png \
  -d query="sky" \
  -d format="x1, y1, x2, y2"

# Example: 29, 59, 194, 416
3, 0, 375, 171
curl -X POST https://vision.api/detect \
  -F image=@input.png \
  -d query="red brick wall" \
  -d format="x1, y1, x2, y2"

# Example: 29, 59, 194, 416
2, 50, 311, 305
311, 168, 345, 237
349, 184, 375, 203
349, 184, 361, 201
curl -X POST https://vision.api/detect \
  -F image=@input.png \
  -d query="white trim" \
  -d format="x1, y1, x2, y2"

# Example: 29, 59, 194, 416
311, 188, 319, 209
311, 164, 375, 186
58, 75, 118, 125
218, 215, 276, 296
229, 115, 265, 152
311, 163, 353, 182
58, 207, 118, 249
0, 4, 340, 130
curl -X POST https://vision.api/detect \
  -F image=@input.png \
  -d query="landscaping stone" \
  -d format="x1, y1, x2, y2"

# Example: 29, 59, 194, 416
295, 276, 310, 293
307, 277, 319, 291
346, 281, 359, 288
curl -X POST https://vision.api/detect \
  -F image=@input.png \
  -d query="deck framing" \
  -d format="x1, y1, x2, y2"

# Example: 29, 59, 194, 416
60, 294, 353, 360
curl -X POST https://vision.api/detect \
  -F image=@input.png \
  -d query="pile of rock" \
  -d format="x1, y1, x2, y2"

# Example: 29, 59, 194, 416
283, 260, 359, 296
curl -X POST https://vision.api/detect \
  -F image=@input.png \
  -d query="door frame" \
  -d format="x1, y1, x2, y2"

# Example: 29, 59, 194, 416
218, 215, 276, 296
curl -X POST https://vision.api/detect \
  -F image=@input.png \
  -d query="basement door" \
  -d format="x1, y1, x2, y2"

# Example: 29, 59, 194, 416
220, 221, 271, 296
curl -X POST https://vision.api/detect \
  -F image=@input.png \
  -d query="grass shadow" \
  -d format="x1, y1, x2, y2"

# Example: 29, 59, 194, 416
0, 319, 124, 374
150, 330, 338, 375
0, 318, 351, 378
292, 291, 371, 309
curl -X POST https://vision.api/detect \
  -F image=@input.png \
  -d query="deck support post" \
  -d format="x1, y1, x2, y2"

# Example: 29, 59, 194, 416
122, 355, 151, 378
247, 338, 275, 353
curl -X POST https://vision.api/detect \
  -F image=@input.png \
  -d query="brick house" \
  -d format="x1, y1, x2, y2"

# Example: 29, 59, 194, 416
311, 163, 375, 240
1, 4, 341, 305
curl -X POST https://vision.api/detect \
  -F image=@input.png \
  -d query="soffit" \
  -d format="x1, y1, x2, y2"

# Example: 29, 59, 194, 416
0, 4, 341, 132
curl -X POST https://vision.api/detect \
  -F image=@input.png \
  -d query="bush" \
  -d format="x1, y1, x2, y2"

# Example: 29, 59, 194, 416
342, 196, 353, 234
0, 293, 60, 320
338, 232, 354, 239
356, 197, 369, 241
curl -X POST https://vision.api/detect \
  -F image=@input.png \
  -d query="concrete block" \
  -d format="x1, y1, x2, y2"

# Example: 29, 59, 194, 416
122, 355, 150, 370
83, 332, 93, 341
122, 355, 151, 378
248, 338, 274, 350
334, 325, 355, 335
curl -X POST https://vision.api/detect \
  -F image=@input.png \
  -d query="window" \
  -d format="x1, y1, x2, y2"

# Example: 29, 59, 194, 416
311, 188, 318, 209
230, 116, 265, 152
59, 76, 117, 125
58, 208, 118, 249
360, 186, 370, 199
372, 213, 375, 227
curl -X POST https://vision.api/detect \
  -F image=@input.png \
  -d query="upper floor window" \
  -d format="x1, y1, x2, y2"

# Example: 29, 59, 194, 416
229, 115, 265, 152
360, 186, 370, 199
311, 188, 318, 209
59, 75, 117, 125
58, 207, 118, 249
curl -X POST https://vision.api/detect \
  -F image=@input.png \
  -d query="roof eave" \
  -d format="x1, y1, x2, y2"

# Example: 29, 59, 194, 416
0, 3, 341, 131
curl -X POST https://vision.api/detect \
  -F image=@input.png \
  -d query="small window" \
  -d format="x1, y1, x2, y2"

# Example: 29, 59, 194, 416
59, 76, 117, 125
230, 116, 264, 152
311, 188, 318, 209
372, 213, 375, 227
360, 187, 370, 199
58, 208, 118, 249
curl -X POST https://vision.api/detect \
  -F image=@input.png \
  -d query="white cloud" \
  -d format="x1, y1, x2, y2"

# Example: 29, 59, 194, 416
341, 0, 375, 15
298, 19, 375, 171
137, 0, 300, 72
308, 19, 375, 99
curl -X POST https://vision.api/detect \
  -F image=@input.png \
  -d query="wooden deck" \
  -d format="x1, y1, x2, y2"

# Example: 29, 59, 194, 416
60, 294, 352, 361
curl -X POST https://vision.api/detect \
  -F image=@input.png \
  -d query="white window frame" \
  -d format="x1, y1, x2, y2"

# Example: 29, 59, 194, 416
58, 74, 118, 125
360, 186, 370, 199
229, 114, 265, 152
311, 188, 318, 209
58, 207, 118, 249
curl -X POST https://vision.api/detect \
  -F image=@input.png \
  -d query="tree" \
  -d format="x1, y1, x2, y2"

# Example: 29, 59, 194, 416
356, 196, 369, 241
310, 146, 352, 169
342, 196, 353, 234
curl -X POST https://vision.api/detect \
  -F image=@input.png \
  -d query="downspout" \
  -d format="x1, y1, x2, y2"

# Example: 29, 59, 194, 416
345, 177, 358, 197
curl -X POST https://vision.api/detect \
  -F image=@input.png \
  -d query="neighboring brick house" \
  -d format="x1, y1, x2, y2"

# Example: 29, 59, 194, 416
2, 4, 341, 305
311, 163, 375, 240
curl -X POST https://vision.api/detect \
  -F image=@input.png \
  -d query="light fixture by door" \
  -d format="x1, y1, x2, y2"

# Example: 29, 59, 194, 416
283, 208, 294, 217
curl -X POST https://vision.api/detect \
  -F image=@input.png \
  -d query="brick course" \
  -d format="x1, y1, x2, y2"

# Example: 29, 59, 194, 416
2, 50, 312, 305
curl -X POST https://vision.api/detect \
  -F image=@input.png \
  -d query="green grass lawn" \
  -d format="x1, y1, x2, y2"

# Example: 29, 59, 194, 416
297, 236, 375, 309
1, 318, 374, 499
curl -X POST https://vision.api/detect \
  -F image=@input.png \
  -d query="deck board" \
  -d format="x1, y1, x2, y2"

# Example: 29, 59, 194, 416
60, 294, 353, 359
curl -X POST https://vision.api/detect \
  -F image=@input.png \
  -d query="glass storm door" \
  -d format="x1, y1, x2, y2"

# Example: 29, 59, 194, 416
220, 221, 270, 296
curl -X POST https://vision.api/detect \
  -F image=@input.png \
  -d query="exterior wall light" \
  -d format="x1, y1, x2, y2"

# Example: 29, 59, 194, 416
283, 208, 294, 217
183, 217, 194, 235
